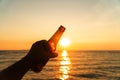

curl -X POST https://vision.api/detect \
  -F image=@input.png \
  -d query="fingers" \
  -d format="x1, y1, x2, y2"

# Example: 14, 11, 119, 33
42, 40, 58, 58
34, 40, 58, 58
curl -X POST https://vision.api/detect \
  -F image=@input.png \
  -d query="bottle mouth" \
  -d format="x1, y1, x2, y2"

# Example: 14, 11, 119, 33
59, 25, 66, 32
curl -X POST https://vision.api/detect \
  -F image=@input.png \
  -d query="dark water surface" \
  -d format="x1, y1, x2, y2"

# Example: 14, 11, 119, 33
0, 50, 120, 80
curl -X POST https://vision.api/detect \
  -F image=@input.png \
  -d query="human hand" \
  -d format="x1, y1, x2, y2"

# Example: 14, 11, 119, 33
26, 40, 58, 72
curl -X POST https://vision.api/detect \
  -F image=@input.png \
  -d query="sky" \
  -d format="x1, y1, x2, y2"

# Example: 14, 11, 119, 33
0, 0, 120, 50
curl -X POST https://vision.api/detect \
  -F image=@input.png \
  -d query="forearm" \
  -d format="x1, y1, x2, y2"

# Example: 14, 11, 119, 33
0, 54, 50, 80
0, 40, 57, 80
0, 55, 31, 80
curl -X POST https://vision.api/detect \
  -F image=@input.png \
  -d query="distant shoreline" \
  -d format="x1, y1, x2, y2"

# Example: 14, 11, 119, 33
0, 49, 120, 52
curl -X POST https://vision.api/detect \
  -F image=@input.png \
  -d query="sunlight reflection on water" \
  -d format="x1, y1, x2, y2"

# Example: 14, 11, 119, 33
0, 50, 120, 80
59, 50, 71, 80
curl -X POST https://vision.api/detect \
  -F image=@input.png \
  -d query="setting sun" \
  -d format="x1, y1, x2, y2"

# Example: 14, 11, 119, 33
60, 38, 71, 47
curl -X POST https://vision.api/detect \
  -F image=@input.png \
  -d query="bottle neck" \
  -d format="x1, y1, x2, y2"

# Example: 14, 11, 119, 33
48, 26, 65, 51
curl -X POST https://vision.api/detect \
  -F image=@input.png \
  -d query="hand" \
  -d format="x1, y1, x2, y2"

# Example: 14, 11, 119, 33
26, 40, 58, 72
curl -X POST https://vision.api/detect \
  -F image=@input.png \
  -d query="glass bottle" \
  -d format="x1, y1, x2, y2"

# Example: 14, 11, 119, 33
48, 25, 66, 51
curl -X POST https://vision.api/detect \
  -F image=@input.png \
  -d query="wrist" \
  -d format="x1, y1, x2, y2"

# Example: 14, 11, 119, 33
25, 53, 50, 73
21, 55, 33, 69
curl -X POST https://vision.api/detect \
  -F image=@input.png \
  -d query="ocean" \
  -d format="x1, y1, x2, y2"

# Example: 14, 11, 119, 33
0, 50, 120, 80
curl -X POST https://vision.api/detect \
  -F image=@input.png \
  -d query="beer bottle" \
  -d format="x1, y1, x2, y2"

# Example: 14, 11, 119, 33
48, 25, 66, 51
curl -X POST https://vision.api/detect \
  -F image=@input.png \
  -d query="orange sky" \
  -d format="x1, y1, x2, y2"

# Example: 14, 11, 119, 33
0, 0, 120, 50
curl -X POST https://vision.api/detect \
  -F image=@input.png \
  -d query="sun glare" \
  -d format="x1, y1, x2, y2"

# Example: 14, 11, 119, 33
60, 38, 71, 47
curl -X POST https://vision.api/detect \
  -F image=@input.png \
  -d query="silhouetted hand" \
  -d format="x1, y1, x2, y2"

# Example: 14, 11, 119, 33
0, 40, 58, 80
26, 40, 58, 72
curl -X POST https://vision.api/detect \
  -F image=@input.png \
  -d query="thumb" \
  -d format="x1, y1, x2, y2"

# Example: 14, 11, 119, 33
49, 52, 58, 58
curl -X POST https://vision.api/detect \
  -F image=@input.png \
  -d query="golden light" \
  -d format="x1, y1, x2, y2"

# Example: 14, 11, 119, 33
62, 50, 67, 57
59, 50, 71, 80
60, 38, 71, 47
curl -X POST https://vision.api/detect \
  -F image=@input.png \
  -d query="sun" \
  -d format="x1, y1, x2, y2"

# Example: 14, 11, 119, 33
60, 38, 71, 47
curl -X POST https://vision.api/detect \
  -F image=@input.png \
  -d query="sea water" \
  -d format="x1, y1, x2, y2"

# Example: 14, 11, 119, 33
0, 50, 120, 80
